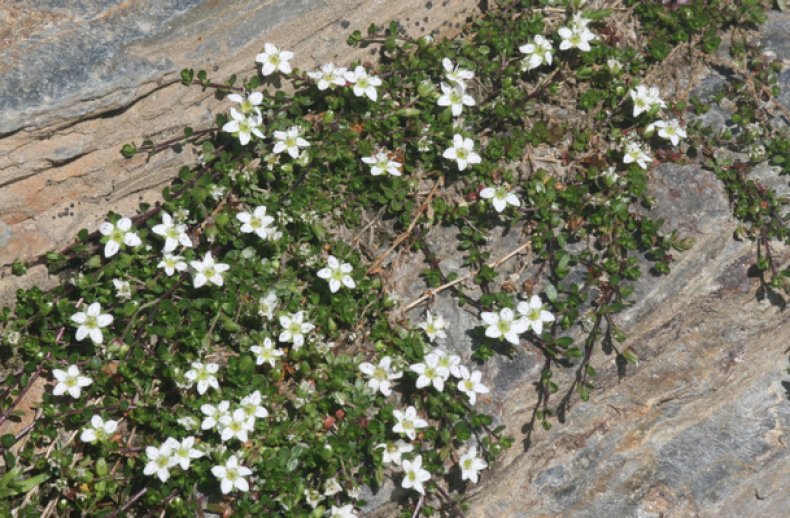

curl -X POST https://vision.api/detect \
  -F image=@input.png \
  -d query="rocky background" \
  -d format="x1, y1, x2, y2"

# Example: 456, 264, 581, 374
1, 2, 789, 517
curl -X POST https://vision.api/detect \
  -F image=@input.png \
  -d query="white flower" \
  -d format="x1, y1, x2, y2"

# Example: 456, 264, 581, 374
557, 25, 596, 52
458, 445, 487, 484
443, 134, 482, 171
345, 66, 383, 101
516, 295, 556, 335
212, 455, 252, 494
278, 311, 315, 349
237, 205, 277, 240
330, 504, 358, 518
457, 366, 490, 405
437, 82, 475, 117
570, 12, 592, 30
99, 217, 141, 258
324, 476, 343, 496
410, 353, 449, 392
240, 390, 269, 420
112, 278, 132, 301
392, 405, 428, 440
255, 42, 294, 76
304, 488, 323, 508
143, 442, 175, 482
519, 34, 553, 70
164, 436, 203, 470
227, 91, 263, 116
653, 119, 686, 146
157, 253, 188, 276
358, 356, 402, 396
362, 151, 402, 177
442, 57, 474, 86
176, 416, 199, 431
71, 302, 113, 344
376, 440, 414, 466
151, 212, 193, 253
257, 291, 279, 320
250, 337, 283, 368
401, 455, 431, 495
607, 58, 622, 75
200, 400, 230, 430
52, 365, 92, 399
418, 310, 447, 342
190, 251, 230, 288
222, 107, 264, 146
307, 63, 348, 90
629, 85, 665, 118
480, 307, 528, 345
622, 140, 652, 170
80, 415, 118, 444
479, 186, 520, 213
317, 255, 356, 293
184, 361, 220, 395
433, 348, 462, 378
219, 408, 255, 443
273, 126, 310, 159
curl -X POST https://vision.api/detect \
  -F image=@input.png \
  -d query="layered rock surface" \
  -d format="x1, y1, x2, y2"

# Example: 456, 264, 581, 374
0, 0, 478, 301
2, 2, 790, 517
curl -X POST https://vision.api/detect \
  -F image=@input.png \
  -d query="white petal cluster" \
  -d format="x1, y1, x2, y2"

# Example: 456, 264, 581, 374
222, 107, 265, 146
653, 119, 687, 146
71, 302, 113, 344
443, 134, 482, 171
458, 445, 487, 483
212, 455, 253, 494
250, 337, 283, 368
457, 366, 489, 405
623, 140, 652, 169
257, 291, 279, 320
80, 415, 118, 444
345, 66, 383, 101
437, 81, 475, 117
237, 205, 278, 240
184, 361, 220, 395
157, 254, 188, 276
519, 34, 553, 71
112, 278, 132, 300
410, 353, 449, 392
362, 151, 402, 177
255, 42, 294, 76
442, 57, 474, 86
52, 365, 92, 399
273, 126, 311, 159
359, 356, 402, 396
418, 310, 447, 342
516, 295, 556, 335
142, 436, 205, 482
99, 217, 141, 258
400, 455, 431, 495
558, 15, 597, 52
278, 311, 315, 349
629, 85, 666, 118
317, 255, 356, 293
479, 186, 520, 213
190, 251, 230, 288
392, 406, 428, 440
375, 439, 414, 466
480, 307, 528, 345
227, 91, 263, 115
307, 63, 348, 90
152, 211, 193, 253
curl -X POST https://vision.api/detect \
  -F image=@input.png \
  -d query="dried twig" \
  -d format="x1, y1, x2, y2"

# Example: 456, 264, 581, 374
398, 240, 532, 314
368, 175, 444, 275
